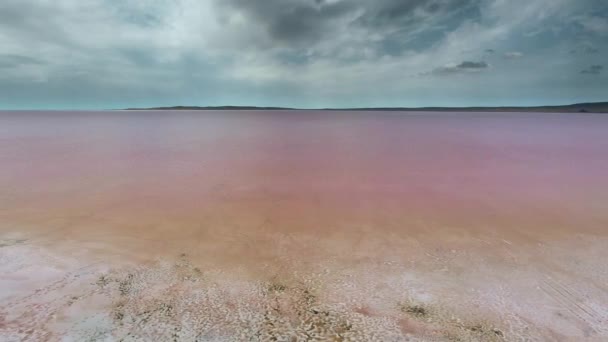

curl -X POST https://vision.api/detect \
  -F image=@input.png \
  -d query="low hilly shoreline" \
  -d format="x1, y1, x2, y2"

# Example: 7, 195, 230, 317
125, 101, 608, 113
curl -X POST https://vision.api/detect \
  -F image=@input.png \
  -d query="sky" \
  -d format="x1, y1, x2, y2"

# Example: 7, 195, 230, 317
0, 0, 607, 109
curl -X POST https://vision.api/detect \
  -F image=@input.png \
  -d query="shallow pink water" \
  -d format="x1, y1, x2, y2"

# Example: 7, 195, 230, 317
2, 111, 607, 218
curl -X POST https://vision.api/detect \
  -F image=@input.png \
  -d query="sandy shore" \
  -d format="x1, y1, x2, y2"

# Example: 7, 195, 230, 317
1, 111, 608, 341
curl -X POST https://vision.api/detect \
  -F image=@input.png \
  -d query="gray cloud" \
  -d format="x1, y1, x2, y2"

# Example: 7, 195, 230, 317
581, 65, 603, 74
504, 52, 524, 59
429, 61, 489, 75
0, 54, 44, 68
585, 46, 600, 54
576, 15, 608, 36
569, 43, 600, 55
459, 61, 488, 69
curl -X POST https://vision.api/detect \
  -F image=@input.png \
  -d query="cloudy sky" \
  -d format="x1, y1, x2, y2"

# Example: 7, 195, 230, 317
0, 0, 606, 109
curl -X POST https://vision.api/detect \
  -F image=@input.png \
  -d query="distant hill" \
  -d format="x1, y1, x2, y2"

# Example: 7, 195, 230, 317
125, 102, 608, 113
125, 105, 292, 111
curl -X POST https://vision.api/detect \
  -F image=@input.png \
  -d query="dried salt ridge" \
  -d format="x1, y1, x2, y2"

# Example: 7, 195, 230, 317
1, 244, 513, 342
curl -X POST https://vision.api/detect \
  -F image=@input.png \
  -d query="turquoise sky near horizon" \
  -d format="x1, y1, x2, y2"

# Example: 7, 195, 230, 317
0, 0, 607, 109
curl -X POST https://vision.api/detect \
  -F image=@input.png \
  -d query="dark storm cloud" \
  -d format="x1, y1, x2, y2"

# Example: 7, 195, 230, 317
220, 0, 357, 45
581, 65, 603, 74
219, 0, 480, 52
355, 0, 479, 28
354, 0, 440, 28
